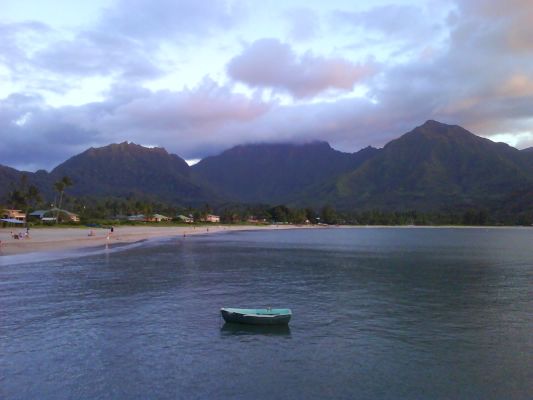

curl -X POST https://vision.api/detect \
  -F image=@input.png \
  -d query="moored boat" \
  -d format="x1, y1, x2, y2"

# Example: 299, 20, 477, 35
220, 307, 292, 325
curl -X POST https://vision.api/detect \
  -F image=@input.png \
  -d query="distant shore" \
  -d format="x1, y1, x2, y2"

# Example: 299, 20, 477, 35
1, 224, 530, 257
0, 224, 317, 256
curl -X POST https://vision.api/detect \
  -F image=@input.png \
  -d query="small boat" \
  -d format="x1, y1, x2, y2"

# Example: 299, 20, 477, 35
220, 307, 292, 325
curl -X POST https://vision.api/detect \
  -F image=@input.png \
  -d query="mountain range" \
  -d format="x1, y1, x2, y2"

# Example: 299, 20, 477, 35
1, 120, 532, 214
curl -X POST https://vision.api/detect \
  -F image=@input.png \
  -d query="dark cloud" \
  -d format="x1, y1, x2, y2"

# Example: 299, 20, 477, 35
0, 93, 101, 171
1, 0, 532, 172
227, 38, 375, 98
0, 79, 271, 170
326, 0, 533, 139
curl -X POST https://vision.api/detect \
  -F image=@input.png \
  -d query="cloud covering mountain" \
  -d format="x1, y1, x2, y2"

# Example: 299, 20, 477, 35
1, 0, 532, 171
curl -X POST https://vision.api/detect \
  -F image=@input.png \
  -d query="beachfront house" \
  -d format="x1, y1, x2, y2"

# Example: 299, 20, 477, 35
247, 216, 267, 224
45, 208, 80, 223
29, 210, 47, 220
201, 214, 220, 223
176, 214, 194, 223
28, 208, 79, 223
2, 209, 26, 222
152, 214, 171, 222
127, 214, 171, 222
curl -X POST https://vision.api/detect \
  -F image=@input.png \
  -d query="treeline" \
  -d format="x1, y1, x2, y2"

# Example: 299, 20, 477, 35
216, 205, 533, 226
3, 174, 533, 226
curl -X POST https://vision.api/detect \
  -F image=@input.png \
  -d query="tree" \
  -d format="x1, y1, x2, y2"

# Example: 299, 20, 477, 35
305, 208, 317, 224
7, 175, 41, 219
320, 205, 337, 225
25, 184, 42, 219
54, 176, 73, 223
268, 205, 290, 222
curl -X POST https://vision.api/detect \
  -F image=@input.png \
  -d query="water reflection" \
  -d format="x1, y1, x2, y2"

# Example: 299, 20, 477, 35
2, 228, 532, 400
220, 322, 291, 337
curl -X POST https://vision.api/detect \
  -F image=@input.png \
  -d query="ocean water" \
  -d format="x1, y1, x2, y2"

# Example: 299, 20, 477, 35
1, 227, 532, 399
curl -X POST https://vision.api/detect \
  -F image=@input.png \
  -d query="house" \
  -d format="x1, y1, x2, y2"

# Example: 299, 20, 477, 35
29, 210, 47, 220
247, 216, 267, 224
29, 208, 79, 223
110, 214, 129, 221
176, 214, 194, 223
2, 209, 26, 222
152, 214, 171, 222
127, 214, 171, 222
48, 208, 79, 222
202, 214, 220, 223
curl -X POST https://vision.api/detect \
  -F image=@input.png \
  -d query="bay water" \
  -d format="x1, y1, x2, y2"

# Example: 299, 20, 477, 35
1, 227, 532, 399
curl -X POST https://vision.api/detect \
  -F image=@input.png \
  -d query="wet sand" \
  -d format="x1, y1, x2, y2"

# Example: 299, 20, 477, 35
0, 225, 309, 256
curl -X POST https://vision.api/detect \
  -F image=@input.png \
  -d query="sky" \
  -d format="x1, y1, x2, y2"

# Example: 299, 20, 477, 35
1, 0, 532, 171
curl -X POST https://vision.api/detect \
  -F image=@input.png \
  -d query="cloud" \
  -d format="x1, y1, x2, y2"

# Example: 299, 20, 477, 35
0, 93, 101, 171
283, 8, 320, 41
0, 21, 52, 74
0, 0, 247, 94
0, 79, 271, 170
330, 3, 451, 58
333, 4, 435, 39
227, 38, 375, 98
32, 30, 163, 79
1, 0, 533, 173
98, 0, 245, 42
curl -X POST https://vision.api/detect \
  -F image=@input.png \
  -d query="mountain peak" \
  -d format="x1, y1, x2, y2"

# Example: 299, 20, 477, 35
390, 119, 481, 146
421, 119, 450, 128
87, 141, 169, 156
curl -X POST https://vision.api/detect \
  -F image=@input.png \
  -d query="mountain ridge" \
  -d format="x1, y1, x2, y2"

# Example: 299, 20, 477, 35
2, 121, 532, 215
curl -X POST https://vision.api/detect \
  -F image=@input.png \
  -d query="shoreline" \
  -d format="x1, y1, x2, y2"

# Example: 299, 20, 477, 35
1, 224, 530, 257
0, 224, 314, 257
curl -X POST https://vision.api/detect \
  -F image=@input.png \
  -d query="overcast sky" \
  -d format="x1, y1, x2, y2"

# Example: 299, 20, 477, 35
1, 0, 532, 171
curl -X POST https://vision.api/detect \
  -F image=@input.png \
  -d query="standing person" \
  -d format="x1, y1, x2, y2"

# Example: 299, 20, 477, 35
26, 225, 30, 239
110, 226, 114, 234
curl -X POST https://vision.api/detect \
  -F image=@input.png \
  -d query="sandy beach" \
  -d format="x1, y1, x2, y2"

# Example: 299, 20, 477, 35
0, 224, 310, 256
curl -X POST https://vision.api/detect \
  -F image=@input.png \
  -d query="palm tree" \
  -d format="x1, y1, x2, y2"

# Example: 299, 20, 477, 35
54, 176, 73, 223
24, 184, 42, 221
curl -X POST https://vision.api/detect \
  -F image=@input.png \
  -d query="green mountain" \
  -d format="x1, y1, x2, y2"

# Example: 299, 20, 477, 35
192, 141, 378, 204
2, 121, 533, 216
318, 120, 533, 211
0, 164, 52, 202
49, 142, 214, 204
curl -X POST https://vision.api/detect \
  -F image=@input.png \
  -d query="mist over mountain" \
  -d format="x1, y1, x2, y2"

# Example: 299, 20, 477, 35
2, 121, 533, 216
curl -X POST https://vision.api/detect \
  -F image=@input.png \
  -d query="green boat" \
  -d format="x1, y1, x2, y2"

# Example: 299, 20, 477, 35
220, 308, 292, 325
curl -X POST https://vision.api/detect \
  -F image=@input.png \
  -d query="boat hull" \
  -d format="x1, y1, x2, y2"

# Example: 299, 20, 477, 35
221, 308, 292, 325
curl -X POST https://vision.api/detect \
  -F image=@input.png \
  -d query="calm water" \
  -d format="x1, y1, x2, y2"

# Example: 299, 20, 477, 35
1, 228, 532, 399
